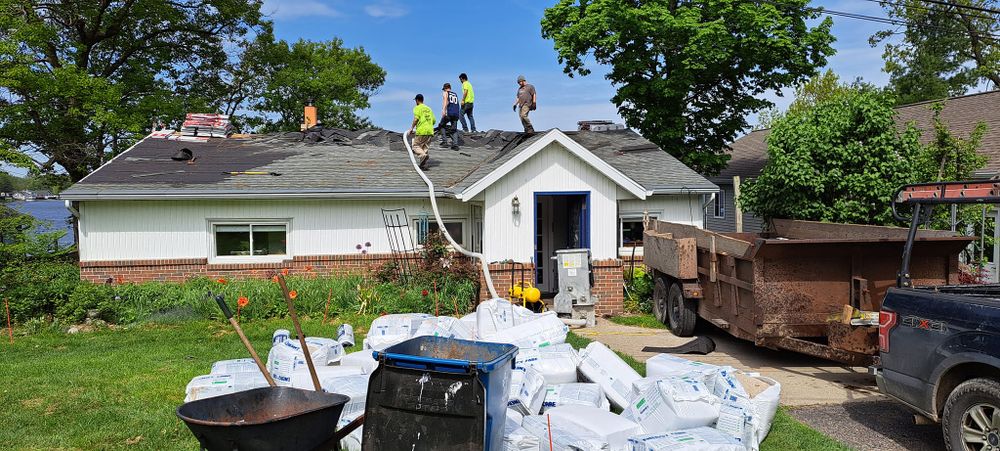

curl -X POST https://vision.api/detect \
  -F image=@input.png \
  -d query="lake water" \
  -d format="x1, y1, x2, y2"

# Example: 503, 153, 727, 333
6, 200, 75, 247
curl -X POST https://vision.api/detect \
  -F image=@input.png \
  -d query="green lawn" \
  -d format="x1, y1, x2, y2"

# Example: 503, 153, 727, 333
1, 317, 846, 450
608, 313, 668, 329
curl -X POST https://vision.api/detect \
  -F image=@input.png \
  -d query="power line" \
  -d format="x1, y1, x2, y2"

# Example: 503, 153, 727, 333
916, 0, 1000, 16
862, 0, 999, 23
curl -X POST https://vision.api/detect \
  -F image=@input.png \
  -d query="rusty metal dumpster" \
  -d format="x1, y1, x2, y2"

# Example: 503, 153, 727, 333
643, 219, 973, 365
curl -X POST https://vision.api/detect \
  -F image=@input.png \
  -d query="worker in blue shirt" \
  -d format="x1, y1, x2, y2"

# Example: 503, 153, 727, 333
438, 83, 461, 150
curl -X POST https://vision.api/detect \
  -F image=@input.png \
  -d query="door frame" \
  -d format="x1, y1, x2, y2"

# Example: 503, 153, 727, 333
532, 191, 591, 291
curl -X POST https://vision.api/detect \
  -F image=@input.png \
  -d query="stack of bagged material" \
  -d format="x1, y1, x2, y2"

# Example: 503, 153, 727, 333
181, 113, 232, 137
182, 300, 782, 450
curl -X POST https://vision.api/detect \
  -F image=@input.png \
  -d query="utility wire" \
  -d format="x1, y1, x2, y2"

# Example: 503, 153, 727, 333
915, 0, 1000, 16
862, 0, 999, 23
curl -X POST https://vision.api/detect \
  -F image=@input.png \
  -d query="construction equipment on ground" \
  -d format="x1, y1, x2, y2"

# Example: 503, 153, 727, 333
553, 248, 598, 327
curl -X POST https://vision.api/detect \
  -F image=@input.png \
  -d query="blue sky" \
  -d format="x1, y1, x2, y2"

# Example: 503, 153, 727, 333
261, 0, 904, 132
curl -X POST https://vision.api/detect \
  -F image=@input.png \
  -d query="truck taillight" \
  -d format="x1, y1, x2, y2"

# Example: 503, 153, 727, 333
879, 311, 898, 353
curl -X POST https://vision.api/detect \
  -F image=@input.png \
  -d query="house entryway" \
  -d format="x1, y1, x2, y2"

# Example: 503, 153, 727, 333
534, 192, 590, 294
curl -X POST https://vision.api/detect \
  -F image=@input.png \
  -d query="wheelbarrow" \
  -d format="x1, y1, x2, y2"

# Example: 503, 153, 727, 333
176, 285, 365, 450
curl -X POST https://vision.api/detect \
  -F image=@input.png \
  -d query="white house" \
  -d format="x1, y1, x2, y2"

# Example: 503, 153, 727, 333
61, 126, 717, 315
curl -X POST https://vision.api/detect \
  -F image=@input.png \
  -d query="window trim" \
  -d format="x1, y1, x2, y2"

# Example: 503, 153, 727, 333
618, 212, 658, 257
713, 190, 726, 219
412, 216, 469, 248
208, 219, 291, 264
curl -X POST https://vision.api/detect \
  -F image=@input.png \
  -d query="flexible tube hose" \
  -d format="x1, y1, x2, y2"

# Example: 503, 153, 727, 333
403, 131, 500, 299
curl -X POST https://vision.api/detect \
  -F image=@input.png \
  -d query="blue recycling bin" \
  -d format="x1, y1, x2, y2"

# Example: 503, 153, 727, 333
362, 336, 518, 451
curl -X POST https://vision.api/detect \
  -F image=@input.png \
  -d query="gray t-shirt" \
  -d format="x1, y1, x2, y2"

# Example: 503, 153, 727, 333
517, 83, 536, 106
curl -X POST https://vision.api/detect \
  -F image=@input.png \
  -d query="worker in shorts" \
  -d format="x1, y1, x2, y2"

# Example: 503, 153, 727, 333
513, 75, 536, 133
438, 83, 461, 150
408, 94, 435, 169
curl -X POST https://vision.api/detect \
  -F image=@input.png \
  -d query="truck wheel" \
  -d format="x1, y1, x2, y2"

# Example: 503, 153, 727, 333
666, 283, 697, 337
652, 275, 669, 325
943, 378, 1000, 451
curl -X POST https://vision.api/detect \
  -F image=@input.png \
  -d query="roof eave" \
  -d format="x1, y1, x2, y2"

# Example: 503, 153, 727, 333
60, 190, 456, 201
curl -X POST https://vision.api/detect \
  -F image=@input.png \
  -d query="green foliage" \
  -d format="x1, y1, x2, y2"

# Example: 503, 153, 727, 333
739, 84, 927, 225
608, 314, 667, 329
3, 261, 80, 323
623, 264, 653, 314
0, 2, 385, 181
872, 0, 999, 105
756, 70, 855, 129
540, 0, 835, 175
741, 75, 989, 228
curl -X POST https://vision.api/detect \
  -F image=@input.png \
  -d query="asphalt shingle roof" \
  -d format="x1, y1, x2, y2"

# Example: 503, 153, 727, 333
63, 127, 717, 199
716, 90, 1000, 182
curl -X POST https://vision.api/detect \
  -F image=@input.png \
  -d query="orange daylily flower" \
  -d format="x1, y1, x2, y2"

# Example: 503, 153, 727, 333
305, 265, 314, 271
272, 275, 280, 283
217, 278, 227, 284
281, 268, 290, 276
288, 290, 298, 299
237, 296, 249, 307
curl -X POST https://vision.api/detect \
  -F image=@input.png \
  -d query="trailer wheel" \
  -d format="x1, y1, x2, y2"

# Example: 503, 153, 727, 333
652, 275, 669, 325
943, 378, 1000, 451
666, 283, 697, 336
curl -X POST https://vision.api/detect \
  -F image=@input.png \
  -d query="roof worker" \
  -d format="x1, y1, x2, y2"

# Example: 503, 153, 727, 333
459, 73, 477, 132
408, 94, 435, 169
513, 75, 536, 133
438, 83, 461, 150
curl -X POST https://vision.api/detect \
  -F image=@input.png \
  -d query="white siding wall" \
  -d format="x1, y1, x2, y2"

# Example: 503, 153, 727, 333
482, 142, 621, 262
619, 195, 705, 228
77, 198, 472, 261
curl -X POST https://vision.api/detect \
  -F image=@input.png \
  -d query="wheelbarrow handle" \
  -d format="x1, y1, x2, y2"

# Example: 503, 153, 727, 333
333, 414, 364, 442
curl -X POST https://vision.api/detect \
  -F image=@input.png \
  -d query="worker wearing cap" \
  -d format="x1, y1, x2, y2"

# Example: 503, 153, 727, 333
459, 73, 476, 132
513, 75, 536, 133
439, 83, 461, 150
408, 94, 435, 169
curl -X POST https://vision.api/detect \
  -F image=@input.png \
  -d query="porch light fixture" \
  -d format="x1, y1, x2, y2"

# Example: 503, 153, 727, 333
511, 196, 521, 216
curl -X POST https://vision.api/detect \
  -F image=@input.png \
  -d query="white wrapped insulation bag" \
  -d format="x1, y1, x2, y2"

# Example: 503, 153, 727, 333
521, 414, 608, 451
508, 366, 546, 415
340, 350, 378, 374
494, 312, 569, 349
541, 383, 606, 412
545, 406, 642, 450
267, 338, 331, 384
321, 373, 371, 420
365, 313, 430, 350
210, 358, 259, 375
645, 354, 720, 384
623, 376, 720, 433
289, 365, 364, 390
414, 315, 475, 340
713, 374, 781, 451
475, 298, 539, 339
578, 342, 642, 409
627, 427, 746, 451
534, 343, 581, 384
184, 373, 268, 402
337, 323, 356, 348
504, 410, 541, 451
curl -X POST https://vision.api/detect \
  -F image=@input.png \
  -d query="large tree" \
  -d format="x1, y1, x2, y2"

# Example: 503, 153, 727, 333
0, 1, 386, 182
872, 0, 1000, 105
541, 0, 835, 175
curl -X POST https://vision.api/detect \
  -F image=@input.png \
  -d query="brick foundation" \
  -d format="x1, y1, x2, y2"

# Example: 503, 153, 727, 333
477, 260, 625, 317
79, 253, 421, 284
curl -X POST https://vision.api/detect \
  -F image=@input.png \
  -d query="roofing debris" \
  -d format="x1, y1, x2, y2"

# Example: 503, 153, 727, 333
181, 113, 233, 138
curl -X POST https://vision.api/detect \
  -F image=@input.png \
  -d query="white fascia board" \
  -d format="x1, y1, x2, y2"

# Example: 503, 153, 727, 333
457, 129, 647, 201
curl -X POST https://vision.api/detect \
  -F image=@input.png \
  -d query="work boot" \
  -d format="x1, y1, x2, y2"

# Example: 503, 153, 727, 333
419, 154, 429, 169
451, 145, 459, 151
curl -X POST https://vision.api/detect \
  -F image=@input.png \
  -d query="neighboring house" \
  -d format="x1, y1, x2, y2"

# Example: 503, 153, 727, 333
708, 90, 1000, 234
62, 125, 717, 316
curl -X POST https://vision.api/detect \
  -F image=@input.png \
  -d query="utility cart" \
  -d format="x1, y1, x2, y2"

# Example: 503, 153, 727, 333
643, 218, 974, 365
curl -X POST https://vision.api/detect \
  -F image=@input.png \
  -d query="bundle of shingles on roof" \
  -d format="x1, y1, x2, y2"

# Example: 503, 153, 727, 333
181, 113, 232, 138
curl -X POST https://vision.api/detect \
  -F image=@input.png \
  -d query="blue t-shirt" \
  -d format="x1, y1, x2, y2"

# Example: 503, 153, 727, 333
446, 90, 460, 117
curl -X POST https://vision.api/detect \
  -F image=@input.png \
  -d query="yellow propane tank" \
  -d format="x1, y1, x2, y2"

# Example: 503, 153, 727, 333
524, 286, 541, 303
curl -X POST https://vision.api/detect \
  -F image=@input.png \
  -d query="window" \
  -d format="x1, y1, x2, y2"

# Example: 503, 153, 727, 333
214, 223, 287, 257
620, 215, 656, 248
713, 190, 726, 218
414, 219, 465, 246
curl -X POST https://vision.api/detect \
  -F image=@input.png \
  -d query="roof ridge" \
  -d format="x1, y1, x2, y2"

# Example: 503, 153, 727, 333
895, 89, 1000, 110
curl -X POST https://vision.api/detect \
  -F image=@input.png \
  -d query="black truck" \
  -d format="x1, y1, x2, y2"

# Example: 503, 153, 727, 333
876, 181, 1000, 451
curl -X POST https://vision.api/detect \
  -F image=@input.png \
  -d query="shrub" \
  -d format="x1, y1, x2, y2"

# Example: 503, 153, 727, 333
3, 261, 80, 322
623, 265, 653, 314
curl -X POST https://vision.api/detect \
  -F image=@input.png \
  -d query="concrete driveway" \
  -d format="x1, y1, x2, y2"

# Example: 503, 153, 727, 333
578, 320, 945, 451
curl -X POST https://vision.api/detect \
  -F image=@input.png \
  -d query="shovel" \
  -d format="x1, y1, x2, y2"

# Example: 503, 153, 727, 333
212, 292, 276, 387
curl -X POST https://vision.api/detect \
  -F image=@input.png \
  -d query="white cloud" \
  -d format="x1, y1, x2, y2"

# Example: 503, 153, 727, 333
262, 0, 340, 20
364, 2, 408, 19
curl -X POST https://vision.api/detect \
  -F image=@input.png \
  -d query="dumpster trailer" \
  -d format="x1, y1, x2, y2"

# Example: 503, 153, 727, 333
642, 219, 973, 365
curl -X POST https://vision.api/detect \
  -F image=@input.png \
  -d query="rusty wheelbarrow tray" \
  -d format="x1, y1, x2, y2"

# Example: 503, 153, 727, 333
643, 219, 974, 365
176, 386, 350, 451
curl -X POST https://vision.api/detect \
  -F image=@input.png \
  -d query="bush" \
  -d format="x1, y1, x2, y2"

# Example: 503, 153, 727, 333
3, 261, 81, 322
623, 265, 653, 314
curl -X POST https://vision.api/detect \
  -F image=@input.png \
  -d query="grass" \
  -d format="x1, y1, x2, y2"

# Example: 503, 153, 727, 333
566, 331, 849, 451
0, 316, 375, 451
608, 313, 668, 329
0, 317, 845, 450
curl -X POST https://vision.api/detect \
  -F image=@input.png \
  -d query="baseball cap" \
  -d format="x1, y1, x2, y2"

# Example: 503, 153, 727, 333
414, 94, 424, 101
517, 75, 526, 82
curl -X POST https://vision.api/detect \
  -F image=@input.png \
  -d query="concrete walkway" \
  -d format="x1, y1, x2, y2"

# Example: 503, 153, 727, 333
579, 319, 946, 450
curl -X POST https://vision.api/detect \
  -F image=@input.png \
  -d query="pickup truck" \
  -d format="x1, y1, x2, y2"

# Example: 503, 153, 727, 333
876, 181, 1000, 451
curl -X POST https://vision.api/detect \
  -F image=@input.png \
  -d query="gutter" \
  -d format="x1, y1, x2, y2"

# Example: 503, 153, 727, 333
64, 200, 79, 217
58, 190, 460, 201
